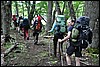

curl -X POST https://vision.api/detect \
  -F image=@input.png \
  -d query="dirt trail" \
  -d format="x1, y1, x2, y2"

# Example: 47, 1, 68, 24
4, 36, 62, 66
2, 30, 99, 66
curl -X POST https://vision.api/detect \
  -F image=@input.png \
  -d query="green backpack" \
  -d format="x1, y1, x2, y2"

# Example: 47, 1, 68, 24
56, 15, 66, 33
71, 23, 80, 42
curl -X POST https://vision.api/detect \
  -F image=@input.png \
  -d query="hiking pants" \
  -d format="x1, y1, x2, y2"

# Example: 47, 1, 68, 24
23, 28, 29, 40
33, 31, 39, 44
53, 33, 64, 57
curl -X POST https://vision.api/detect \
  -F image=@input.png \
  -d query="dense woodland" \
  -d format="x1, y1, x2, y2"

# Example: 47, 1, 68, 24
1, 1, 99, 66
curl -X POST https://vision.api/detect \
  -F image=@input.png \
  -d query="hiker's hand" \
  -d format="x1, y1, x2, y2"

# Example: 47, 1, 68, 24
58, 39, 62, 42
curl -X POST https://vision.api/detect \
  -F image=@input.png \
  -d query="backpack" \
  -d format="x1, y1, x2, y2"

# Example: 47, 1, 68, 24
35, 16, 42, 31
56, 15, 66, 33
71, 22, 80, 42
12, 15, 17, 21
71, 16, 93, 48
22, 18, 30, 29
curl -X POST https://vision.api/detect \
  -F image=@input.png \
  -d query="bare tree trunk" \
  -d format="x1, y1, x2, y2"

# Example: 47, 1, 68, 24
84, 1, 99, 48
55, 1, 61, 15
10, 1, 12, 22
15, 1, 19, 17
1, 1, 12, 42
29, 1, 36, 25
21, 1, 24, 18
68, 1, 76, 20
52, 1, 64, 23
61, 1, 66, 15
25, 1, 30, 19
52, 9, 56, 23
65, 1, 69, 21
45, 1, 53, 35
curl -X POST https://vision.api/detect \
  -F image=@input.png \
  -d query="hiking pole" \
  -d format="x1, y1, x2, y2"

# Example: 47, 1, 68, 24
48, 36, 51, 66
48, 36, 51, 57
43, 36, 54, 66
59, 42, 64, 66
43, 36, 54, 56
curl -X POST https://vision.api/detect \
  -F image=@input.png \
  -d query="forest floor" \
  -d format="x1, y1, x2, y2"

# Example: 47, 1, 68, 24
1, 29, 99, 66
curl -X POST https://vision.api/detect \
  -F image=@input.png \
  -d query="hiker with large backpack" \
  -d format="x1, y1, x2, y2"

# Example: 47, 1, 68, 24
32, 15, 42, 44
58, 16, 93, 66
48, 15, 67, 57
20, 18, 30, 40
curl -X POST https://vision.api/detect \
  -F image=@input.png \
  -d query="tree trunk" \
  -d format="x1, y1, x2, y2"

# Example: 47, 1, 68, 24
21, 1, 24, 18
10, 1, 12, 23
55, 1, 61, 15
52, 9, 56, 24
68, 1, 76, 20
1, 1, 12, 42
29, 1, 35, 25
15, 1, 19, 17
61, 1, 66, 15
45, 1, 53, 35
84, 1, 99, 48
25, 1, 30, 19
65, 1, 69, 21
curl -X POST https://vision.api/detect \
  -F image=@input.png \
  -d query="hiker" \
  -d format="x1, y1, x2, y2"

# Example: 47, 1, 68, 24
48, 15, 67, 57
17, 16, 23, 33
18, 16, 23, 27
58, 18, 81, 66
20, 18, 30, 40
32, 15, 42, 44
12, 15, 17, 30
58, 16, 93, 66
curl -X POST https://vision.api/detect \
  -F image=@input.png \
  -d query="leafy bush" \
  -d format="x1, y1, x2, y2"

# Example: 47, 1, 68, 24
86, 47, 99, 54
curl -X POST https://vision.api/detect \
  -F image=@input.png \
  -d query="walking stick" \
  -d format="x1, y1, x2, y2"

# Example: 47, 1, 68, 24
43, 36, 54, 66
59, 42, 64, 66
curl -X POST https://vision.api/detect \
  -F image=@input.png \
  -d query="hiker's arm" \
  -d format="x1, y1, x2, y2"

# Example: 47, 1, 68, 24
48, 21, 56, 32
58, 31, 71, 42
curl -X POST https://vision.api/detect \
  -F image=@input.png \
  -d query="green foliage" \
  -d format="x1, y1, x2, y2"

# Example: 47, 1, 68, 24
35, 1, 47, 15
39, 51, 48, 57
72, 1, 85, 18
86, 47, 99, 54
4, 42, 12, 49
12, 1, 85, 18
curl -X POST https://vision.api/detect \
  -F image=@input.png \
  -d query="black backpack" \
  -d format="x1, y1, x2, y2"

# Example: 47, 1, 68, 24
75, 16, 93, 48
